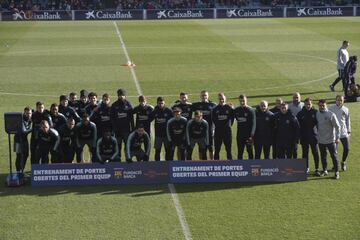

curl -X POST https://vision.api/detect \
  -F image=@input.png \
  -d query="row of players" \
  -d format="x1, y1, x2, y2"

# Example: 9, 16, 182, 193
14, 89, 350, 179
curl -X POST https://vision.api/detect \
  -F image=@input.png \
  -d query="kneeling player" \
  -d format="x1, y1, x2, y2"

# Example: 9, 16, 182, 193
96, 131, 120, 163
126, 125, 151, 162
186, 111, 209, 160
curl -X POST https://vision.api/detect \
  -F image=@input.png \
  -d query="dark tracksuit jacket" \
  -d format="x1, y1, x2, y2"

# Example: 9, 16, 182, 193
133, 104, 154, 136
126, 131, 150, 161
14, 115, 32, 171
110, 100, 134, 137
150, 106, 173, 139
58, 124, 77, 163
172, 102, 193, 121
35, 128, 60, 164
90, 103, 112, 138
58, 105, 80, 122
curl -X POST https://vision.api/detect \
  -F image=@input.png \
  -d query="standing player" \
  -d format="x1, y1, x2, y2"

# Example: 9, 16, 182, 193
90, 93, 112, 139
316, 99, 341, 179
172, 92, 192, 121
297, 98, 320, 175
110, 88, 134, 161
77, 90, 89, 117
34, 120, 60, 164
84, 92, 98, 116
126, 125, 150, 162
212, 93, 234, 160
344, 55, 358, 96
191, 90, 216, 160
58, 118, 77, 163
96, 131, 120, 163
49, 103, 67, 132
288, 92, 304, 158
270, 97, 284, 114
30, 101, 53, 164
167, 108, 188, 161
234, 95, 256, 160
133, 95, 154, 136
330, 40, 350, 92
58, 95, 81, 122
270, 97, 284, 159
254, 100, 274, 159
186, 111, 209, 160
329, 95, 351, 171
68, 92, 80, 113
14, 107, 32, 173
75, 113, 97, 162
150, 97, 173, 161
274, 103, 300, 159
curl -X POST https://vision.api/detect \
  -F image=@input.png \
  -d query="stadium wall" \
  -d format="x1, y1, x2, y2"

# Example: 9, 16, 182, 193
1, 6, 359, 21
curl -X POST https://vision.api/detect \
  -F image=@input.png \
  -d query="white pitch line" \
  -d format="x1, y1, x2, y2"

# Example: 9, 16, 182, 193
113, 21, 142, 96
113, 21, 192, 240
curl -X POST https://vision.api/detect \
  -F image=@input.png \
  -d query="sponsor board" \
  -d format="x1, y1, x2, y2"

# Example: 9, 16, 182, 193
147, 9, 214, 20
75, 10, 143, 20
287, 7, 353, 17
1, 10, 72, 21
170, 159, 306, 183
31, 159, 306, 186
217, 8, 283, 18
32, 162, 169, 186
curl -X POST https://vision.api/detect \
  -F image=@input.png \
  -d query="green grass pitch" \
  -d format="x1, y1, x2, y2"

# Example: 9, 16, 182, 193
0, 18, 359, 239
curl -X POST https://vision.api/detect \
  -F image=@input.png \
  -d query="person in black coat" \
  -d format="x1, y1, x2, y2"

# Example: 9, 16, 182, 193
297, 98, 320, 175
274, 103, 300, 159
254, 100, 274, 159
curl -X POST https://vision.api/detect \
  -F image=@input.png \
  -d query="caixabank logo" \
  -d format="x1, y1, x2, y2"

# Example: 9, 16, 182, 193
226, 9, 274, 18
296, 7, 343, 16
84, 10, 134, 20
156, 10, 205, 19
11, 10, 67, 20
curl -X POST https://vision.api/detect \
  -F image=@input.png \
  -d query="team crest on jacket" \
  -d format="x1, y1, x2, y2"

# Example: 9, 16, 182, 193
286, 120, 289, 124
265, 117, 269, 121
312, 114, 315, 118
244, 113, 248, 117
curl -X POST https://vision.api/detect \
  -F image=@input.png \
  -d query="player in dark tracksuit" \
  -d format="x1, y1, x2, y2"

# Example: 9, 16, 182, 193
50, 103, 67, 132
167, 108, 188, 161
274, 103, 300, 159
76, 90, 89, 117
344, 55, 357, 97
133, 95, 154, 136
110, 89, 134, 161
126, 126, 150, 162
172, 92, 193, 121
75, 114, 97, 162
96, 131, 120, 163
90, 93, 112, 139
150, 97, 173, 161
269, 98, 284, 159
186, 111, 209, 160
14, 107, 32, 172
296, 98, 320, 175
58, 118, 77, 163
212, 93, 234, 160
68, 92, 80, 113
59, 95, 81, 123
191, 90, 216, 160
234, 95, 256, 160
84, 92, 98, 116
254, 101, 274, 159
34, 120, 60, 164
30, 101, 53, 164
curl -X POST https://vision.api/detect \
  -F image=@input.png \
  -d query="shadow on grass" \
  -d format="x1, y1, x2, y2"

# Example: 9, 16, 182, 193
0, 173, 303, 198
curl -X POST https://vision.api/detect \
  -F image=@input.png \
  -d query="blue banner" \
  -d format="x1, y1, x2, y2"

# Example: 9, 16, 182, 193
32, 162, 169, 186
147, 9, 214, 20
286, 7, 353, 17
1, 10, 72, 21
217, 8, 283, 18
170, 159, 306, 183
74, 10, 143, 20
31, 159, 306, 186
